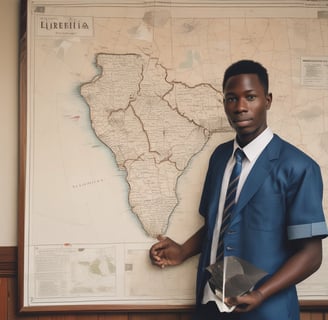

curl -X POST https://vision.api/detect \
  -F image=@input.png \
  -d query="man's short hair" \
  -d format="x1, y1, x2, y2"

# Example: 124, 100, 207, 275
222, 60, 269, 94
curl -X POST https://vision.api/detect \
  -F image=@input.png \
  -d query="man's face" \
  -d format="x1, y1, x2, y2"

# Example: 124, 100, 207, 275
223, 73, 272, 146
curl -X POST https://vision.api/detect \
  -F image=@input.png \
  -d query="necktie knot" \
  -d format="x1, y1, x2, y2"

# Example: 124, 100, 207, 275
234, 148, 245, 164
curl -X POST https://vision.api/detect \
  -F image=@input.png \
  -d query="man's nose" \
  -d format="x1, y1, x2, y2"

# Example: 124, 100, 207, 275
235, 97, 248, 112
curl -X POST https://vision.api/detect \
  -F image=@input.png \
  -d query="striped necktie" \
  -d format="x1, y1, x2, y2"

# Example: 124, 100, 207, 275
216, 148, 245, 261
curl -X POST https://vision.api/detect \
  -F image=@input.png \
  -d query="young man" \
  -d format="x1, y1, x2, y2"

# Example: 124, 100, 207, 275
149, 60, 328, 320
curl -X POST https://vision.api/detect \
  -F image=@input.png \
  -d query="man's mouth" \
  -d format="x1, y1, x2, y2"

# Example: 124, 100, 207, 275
233, 118, 252, 124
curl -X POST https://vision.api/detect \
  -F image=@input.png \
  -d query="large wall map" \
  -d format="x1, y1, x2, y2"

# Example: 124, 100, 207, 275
23, 0, 328, 308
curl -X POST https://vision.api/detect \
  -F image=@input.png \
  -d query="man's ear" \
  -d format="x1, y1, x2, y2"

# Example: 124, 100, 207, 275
266, 93, 272, 110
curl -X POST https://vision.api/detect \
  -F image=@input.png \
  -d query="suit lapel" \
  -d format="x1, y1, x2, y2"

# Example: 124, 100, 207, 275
212, 142, 234, 206
201, 141, 234, 236
233, 135, 282, 217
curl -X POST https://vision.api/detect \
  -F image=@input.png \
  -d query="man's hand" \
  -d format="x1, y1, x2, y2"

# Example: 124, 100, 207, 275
149, 235, 185, 268
149, 227, 204, 269
225, 290, 264, 313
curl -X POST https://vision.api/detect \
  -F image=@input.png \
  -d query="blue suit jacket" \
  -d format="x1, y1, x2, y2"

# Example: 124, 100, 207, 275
197, 134, 328, 320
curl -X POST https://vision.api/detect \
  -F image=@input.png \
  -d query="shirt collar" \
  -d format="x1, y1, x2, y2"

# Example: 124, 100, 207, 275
233, 127, 274, 162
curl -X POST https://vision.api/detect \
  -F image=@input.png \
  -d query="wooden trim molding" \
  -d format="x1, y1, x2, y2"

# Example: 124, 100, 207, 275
0, 246, 17, 277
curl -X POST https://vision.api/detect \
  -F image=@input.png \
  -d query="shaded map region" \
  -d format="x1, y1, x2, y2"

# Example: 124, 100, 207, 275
80, 53, 229, 237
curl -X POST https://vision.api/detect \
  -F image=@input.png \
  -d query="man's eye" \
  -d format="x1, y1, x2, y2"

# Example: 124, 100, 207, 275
247, 95, 255, 101
225, 97, 237, 103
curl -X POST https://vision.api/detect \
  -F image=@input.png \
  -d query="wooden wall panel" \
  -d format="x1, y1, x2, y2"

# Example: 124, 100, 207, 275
1, 246, 327, 320
0, 278, 8, 320
300, 312, 325, 320
130, 314, 169, 320
180, 314, 193, 320
98, 315, 128, 320
0, 246, 17, 277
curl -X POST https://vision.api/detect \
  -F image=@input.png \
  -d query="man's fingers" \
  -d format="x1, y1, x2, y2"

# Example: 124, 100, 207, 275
157, 234, 167, 241
225, 296, 238, 306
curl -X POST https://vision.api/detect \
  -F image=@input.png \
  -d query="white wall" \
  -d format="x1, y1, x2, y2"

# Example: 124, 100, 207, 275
0, 0, 20, 245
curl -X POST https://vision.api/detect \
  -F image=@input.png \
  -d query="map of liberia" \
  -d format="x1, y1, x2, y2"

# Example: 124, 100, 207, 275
80, 53, 227, 236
